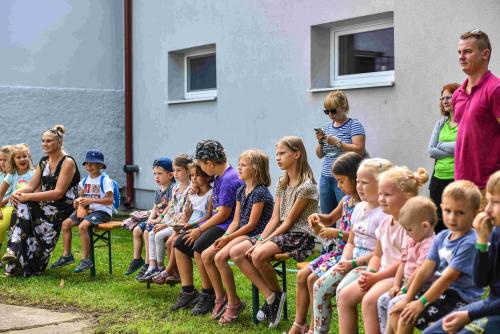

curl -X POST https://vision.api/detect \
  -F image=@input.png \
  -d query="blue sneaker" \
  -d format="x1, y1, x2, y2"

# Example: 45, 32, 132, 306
74, 259, 94, 273
50, 254, 75, 269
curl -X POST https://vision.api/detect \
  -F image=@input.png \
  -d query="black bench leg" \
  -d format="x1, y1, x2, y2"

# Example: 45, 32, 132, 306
107, 231, 112, 274
89, 227, 96, 278
252, 283, 259, 324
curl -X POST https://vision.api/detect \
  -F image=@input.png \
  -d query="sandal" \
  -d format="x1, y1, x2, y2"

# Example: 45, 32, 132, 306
211, 296, 227, 320
218, 300, 246, 325
288, 322, 309, 334
164, 272, 181, 286
151, 270, 170, 285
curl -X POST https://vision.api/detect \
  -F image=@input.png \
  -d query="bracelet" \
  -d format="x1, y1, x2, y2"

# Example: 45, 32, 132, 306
223, 232, 229, 236
338, 230, 343, 241
401, 287, 407, 294
257, 236, 264, 241
351, 259, 357, 268
367, 268, 376, 273
475, 242, 489, 252
160, 214, 165, 218
419, 296, 429, 306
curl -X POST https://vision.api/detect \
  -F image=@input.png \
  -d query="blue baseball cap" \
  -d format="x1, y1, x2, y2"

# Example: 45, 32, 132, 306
153, 157, 173, 172
83, 150, 106, 169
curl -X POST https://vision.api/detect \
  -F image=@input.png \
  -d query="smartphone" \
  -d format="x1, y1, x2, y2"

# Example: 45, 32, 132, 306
314, 128, 324, 134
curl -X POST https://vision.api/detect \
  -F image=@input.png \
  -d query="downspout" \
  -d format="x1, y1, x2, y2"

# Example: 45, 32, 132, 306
123, 0, 138, 207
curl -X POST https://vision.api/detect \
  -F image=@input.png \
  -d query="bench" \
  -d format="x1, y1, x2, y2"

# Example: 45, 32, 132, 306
251, 253, 291, 324
88, 221, 122, 277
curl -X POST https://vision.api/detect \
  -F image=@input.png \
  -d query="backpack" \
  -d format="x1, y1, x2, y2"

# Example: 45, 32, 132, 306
82, 174, 120, 214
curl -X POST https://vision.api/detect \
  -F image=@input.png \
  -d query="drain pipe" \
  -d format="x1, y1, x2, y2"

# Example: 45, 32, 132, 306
123, 0, 138, 207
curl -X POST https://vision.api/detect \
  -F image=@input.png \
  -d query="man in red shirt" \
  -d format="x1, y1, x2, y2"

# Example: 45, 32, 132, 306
453, 30, 500, 191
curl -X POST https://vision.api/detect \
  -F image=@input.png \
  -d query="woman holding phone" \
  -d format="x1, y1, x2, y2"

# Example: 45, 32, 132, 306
315, 91, 366, 214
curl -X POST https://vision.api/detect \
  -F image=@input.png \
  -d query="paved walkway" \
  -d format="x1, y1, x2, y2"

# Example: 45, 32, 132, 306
0, 304, 95, 333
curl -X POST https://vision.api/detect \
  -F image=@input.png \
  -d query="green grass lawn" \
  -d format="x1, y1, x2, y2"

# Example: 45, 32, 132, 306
0, 227, 347, 333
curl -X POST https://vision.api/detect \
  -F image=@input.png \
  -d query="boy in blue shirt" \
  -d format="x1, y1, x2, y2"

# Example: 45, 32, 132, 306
389, 180, 483, 333
424, 171, 500, 334
51, 150, 114, 273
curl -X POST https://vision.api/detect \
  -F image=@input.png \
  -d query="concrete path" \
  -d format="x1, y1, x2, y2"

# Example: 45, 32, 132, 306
0, 304, 95, 333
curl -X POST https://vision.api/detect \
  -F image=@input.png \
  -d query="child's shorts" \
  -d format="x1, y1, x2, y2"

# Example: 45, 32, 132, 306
70, 211, 111, 225
136, 220, 155, 232
415, 289, 467, 330
250, 231, 315, 262
174, 225, 225, 257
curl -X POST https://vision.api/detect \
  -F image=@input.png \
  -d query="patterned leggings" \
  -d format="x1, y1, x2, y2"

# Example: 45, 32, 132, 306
312, 266, 367, 334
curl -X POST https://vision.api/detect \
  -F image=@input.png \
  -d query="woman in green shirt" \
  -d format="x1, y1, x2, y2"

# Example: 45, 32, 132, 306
428, 82, 460, 232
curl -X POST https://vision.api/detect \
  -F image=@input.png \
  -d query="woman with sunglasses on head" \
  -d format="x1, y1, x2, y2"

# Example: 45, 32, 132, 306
428, 83, 460, 233
2, 125, 80, 277
315, 91, 366, 216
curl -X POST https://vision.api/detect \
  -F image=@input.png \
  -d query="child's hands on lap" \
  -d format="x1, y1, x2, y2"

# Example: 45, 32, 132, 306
336, 259, 353, 275
442, 311, 469, 333
183, 227, 201, 246
388, 285, 400, 298
318, 227, 337, 240
389, 298, 409, 316
73, 198, 81, 208
214, 236, 230, 250
153, 224, 166, 233
400, 300, 425, 325
79, 198, 93, 207
358, 271, 378, 291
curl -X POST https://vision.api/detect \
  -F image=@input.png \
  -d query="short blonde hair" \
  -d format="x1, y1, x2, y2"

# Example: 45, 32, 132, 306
399, 196, 437, 228
442, 180, 481, 212
239, 149, 271, 187
486, 171, 500, 196
358, 158, 393, 181
324, 90, 350, 113
380, 166, 429, 197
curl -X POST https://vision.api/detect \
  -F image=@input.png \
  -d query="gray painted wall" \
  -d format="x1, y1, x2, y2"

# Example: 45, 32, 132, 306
0, 0, 125, 185
131, 0, 500, 209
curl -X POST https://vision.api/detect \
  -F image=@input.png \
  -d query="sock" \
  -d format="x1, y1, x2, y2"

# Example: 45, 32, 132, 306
202, 288, 215, 295
266, 292, 275, 304
182, 285, 195, 293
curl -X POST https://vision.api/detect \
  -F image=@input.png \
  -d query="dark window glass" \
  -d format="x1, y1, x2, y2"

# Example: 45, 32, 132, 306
187, 54, 216, 91
338, 28, 394, 75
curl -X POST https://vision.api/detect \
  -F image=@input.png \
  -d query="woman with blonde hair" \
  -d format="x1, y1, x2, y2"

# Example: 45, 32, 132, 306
2, 125, 80, 277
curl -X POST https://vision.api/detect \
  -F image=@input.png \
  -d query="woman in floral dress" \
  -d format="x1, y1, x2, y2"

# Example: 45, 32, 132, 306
3, 125, 80, 276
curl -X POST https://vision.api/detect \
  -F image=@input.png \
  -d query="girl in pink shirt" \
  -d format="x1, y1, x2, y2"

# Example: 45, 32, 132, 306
337, 166, 429, 334
378, 196, 437, 333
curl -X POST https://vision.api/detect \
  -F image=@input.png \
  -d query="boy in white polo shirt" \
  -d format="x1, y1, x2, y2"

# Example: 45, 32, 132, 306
51, 149, 114, 273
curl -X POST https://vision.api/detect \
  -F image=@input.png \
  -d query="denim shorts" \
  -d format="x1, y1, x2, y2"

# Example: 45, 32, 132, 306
136, 220, 155, 232
70, 210, 111, 225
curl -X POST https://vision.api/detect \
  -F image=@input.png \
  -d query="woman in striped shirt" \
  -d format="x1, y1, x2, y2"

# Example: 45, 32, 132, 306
315, 91, 366, 215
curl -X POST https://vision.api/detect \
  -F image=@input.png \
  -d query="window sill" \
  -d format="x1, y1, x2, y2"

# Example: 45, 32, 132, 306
166, 96, 217, 105
308, 80, 394, 92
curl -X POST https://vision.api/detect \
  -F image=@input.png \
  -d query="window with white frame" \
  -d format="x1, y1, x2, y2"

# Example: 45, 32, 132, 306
330, 20, 394, 88
184, 49, 216, 99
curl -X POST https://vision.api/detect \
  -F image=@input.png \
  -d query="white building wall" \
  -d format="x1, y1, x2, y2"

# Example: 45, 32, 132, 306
131, 0, 500, 208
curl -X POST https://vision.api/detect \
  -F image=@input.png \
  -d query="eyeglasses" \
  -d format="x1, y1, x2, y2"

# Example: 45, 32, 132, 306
439, 96, 453, 101
323, 109, 337, 115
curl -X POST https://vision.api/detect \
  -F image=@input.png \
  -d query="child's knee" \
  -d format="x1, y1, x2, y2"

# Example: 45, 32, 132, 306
200, 248, 214, 264
214, 251, 229, 267
251, 249, 269, 267
133, 226, 142, 237
296, 267, 310, 282
307, 272, 318, 288
229, 247, 244, 263
62, 219, 73, 231
78, 221, 91, 232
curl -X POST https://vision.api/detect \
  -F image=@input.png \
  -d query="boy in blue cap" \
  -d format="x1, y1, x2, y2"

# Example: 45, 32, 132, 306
125, 157, 176, 277
51, 149, 114, 272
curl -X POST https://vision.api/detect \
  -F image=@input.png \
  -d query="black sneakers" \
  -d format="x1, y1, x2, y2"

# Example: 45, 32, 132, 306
74, 259, 94, 273
134, 263, 149, 280
171, 290, 199, 311
50, 254, 75, 269
267, 291, 286, 328
191, 292, 216, 315
256, 301, 269, 322
124, 258, 144, 275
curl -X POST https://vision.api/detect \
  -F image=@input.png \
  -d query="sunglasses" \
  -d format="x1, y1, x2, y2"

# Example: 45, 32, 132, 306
323, 109, 337, 115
